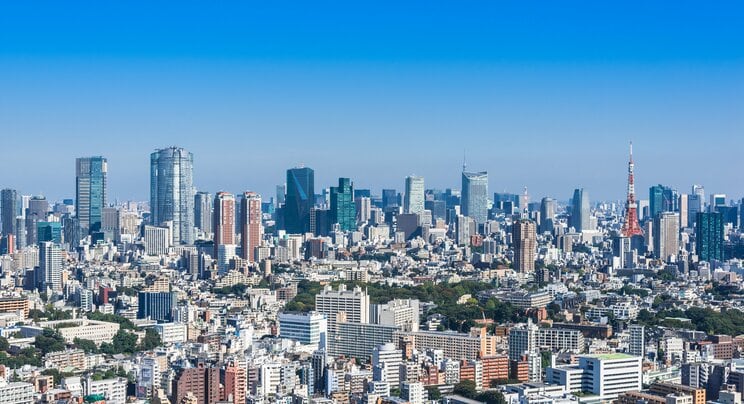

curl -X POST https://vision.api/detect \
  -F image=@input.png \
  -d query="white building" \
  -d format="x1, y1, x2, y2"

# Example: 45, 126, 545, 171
144, 225, 170, 256
84, 377, 127, 404
0, 379, 34, 404
370, 299, 420, 332
153, 323, 187, 344
278, 311, 328, 349
546, 353, 642, 401
315, 284, 369, 329
373, 343, 402, 388
401, 381, 426, 404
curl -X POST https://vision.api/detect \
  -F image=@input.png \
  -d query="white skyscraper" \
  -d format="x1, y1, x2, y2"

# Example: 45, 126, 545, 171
39, 241, 63, 292
404, 176, 425, 214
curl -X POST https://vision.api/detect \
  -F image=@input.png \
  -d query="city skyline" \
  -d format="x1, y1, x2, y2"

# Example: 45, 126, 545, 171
1, 2, 742, 201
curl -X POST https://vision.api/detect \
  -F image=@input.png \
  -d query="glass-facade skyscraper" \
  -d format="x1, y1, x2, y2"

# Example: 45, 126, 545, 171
461, 171, 488, 225
404, 176, 425, 214
649, 184, 679, 219
696, 211, 723, 263
284, 166, 315, 234
75, 156, 108, 234
194, 191, 212, 238
1, 188, 18, 236
330, 178, 355, 232
150, 147, 195, 245
571, 188, 590, 232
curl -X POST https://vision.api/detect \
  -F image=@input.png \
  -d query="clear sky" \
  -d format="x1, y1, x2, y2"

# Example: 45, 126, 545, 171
1, 1, 742, 203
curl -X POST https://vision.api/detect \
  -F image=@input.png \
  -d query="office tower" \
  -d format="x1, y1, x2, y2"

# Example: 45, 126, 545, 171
539, 197, 557, 234
275, 184, 286, 207
629, 325, 645, 357
171, 363, 220, 404
194, 191, 212, 238
382, 189, 399, 211
621, 143, 644, 237
372, 343, 402, 388
39, 241, 63, 292
278, 312, 328, 349
25, 196, 49, 246
240, 191, 262, 262
315, 284, 369, 330
213, 192, 236, 257
696, 212, 724, 262
137, 291, 177, 322
150, 147, 195, 245
692, 184, 705, 204
456, 214, 475, 246
37, 222, 62, 243
649, 185, 679, 218
1, 189, 18, 236
653, 212, 679, 260
144, 225, 170, 256
284, 166, 314, 234
512, 219, 536, 273
570, 188, 590, 232
356, 197, 372, 223
688, 193, 703, 228
404, 176, 425, 214
330, 178, 355, 232
710, 194, 727, 212
461, 171, 488, 225
679, 194, 689, 228
75, 156, 107, 234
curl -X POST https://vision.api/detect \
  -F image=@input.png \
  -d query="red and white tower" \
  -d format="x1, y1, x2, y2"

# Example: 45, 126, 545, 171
621, 142, 643, 237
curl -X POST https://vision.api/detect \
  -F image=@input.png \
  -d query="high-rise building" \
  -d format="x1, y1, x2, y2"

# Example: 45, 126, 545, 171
1, 189, 18, 236
696, 212, 724, 263
382, 189, 399, 212
39, 241, 63, 292
653, 212, 679, 260
513, 219, 536, 273
461, 171, 488, 225
194, 191, 213, 238
315, 284, 369, 330
404, 176, 425, 214
137, 291, 177, 322
571, 188, 590, 232
26, 196, 49, 246
150, 147, 195, 245
356, 197, 372, 223
679, 194, 689, 228
372, 343, 402, 388
539, 197, 557, 234
649, 185, 679, 218
240, 191, 262, 262
710, 194, 727, 212
171, 362, 220, 404
330, 178, 355, 232
509, 320, 540, 382
629, 325, 645, 357
213, 192, 236, 257
223, 360, 246, 404
284, 167, 314, 234
75, 156, 107, 234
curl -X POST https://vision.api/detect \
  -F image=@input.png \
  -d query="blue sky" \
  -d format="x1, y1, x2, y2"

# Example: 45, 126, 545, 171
1, 1, 742, 203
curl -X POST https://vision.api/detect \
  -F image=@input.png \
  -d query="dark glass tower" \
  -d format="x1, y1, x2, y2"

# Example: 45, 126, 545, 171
76, 156, 108, 234
696, 212, 724, 262
284, 167, 314, 233
1, 189, 18, 236
137, 291, 177, 322
330, 178, 355, 232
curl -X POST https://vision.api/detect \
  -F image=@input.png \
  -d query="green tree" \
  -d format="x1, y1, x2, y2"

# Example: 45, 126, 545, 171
0, 336, 9, 351
454, 380, 477, 399
477, 390, 507, 404
426, 386, 442, 400
34, 328, 67, 355
73, 338, 98, 354
138, 328, 162, 351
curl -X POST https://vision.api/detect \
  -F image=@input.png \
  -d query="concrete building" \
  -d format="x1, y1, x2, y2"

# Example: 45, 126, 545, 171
513, 220, 537, 273
315, 284, 369, 330
546, 353, 642, 401
279, 311, 328, 349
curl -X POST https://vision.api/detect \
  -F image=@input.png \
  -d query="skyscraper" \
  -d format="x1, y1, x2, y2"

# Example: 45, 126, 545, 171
404, 176, 425, 214
696, 212, 724, 263
513, 219, 536, 273
39, 241, 62, 292
284, 166, 314, 234
461, 171, 488, 225
570, 188, 590, 232
26, 196, 49, 246
330, 178, 355, 232
649, 185, 679, 218
539, 197, 557, 234
1, 189, 18, 236
653, 212, 679, 260
150, 147, 195, 245
213, 192, 236, 257
194, 191, 213, 238
240, 191, 262, 262
75, 156, 107, 234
